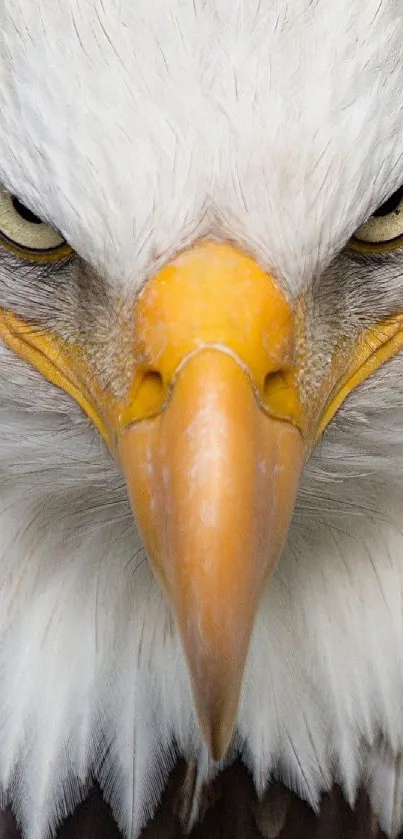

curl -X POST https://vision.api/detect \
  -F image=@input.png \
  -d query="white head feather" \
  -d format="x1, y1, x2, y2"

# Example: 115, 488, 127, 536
0, 1, 402, 837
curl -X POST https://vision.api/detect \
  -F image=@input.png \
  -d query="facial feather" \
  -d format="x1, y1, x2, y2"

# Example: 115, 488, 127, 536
0, 1, 401, 837
0, 0, 403, 285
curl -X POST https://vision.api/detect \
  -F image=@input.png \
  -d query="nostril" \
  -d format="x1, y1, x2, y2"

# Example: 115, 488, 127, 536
143, 370, 164, 389
263, 370, 288, 399
136, 370, 165, 415
262, 369, 297, 418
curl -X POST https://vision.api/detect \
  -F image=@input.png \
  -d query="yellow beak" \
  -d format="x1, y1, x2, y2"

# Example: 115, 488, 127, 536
0, 241, 402, 760
120, 352, 303, 758
118, 242, 304, 758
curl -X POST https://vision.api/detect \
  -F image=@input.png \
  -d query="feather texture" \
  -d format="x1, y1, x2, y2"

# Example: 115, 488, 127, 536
0, 1, 402, 837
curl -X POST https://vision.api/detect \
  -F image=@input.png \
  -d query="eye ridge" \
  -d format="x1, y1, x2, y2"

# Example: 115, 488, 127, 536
11, 196, 42, 225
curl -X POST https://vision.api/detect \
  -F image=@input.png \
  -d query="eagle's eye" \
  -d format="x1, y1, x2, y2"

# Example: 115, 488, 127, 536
350, 185, 403, 253
0, 185, 71, 261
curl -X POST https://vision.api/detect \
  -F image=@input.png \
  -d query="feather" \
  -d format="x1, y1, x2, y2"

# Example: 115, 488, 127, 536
0, 1, 402, 837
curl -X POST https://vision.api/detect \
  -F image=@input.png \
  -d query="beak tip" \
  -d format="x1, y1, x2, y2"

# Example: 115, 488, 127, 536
208, 733, 231, 764
199, 701, 237, 763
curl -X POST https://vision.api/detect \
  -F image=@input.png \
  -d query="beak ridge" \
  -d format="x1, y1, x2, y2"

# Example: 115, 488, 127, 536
119, 350, 304, 758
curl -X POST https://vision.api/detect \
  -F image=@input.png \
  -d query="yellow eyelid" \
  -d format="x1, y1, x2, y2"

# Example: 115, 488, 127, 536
347, 235, 403, 255
0, 234, 73, 263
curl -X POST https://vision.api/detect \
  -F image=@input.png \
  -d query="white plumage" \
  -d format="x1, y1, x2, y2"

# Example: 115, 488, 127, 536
0, 1, 402, 837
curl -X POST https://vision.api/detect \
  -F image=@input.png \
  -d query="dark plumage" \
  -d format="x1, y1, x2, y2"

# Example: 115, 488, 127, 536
0, 768, 393, 839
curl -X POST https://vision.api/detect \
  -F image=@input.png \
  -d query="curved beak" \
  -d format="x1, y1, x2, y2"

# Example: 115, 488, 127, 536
2, 240, 400, 759
120, 351, 303, 758
116, 242, 305, 758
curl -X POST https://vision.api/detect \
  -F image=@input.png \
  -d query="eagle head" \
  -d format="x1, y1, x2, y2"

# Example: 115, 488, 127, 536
0, 1, 402, 836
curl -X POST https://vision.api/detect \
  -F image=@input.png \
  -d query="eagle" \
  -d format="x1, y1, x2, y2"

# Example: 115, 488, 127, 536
0, 1, 402, 837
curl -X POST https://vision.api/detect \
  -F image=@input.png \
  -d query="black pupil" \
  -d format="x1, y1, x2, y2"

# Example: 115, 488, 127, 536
373, 185, 403, 218
12, 196, 42, 225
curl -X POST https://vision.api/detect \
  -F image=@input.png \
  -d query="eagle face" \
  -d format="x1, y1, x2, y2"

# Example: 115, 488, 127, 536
0, 1, 403, 836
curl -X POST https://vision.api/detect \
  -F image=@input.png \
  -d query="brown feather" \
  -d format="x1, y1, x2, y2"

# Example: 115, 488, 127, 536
0, 761, 395, 838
